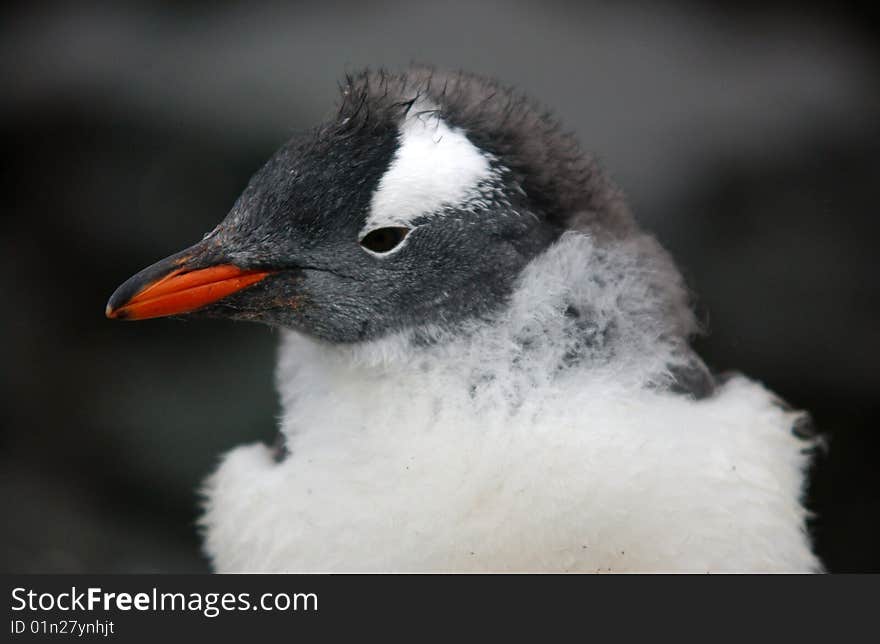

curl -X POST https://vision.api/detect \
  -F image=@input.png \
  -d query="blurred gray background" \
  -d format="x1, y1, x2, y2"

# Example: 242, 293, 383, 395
1, 0, 878, 572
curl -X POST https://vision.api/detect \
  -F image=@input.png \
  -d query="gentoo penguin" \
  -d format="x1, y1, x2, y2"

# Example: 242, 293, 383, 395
107, 67, 821, 572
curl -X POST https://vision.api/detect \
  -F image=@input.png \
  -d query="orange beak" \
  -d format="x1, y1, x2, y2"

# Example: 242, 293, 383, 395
106, 249, 274, 321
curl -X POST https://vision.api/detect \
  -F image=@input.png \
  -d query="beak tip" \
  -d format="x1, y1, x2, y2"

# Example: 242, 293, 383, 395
106, 290, 128, 319
106, 280, 131, 319
106, 284, 133, 318
105, 302, 125, 320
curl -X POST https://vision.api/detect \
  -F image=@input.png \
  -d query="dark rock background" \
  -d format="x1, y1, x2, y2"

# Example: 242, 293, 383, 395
1, 0, 877, 572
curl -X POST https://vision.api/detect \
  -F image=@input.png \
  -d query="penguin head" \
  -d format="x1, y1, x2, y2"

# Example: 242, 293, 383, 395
107, 68, 635, 343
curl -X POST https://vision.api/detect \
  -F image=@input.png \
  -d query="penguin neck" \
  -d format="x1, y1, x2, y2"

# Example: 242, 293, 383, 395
273, 232, 699, 444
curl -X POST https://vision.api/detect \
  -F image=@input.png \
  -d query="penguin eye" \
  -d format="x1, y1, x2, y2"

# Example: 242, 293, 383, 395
359, 227, 411, 254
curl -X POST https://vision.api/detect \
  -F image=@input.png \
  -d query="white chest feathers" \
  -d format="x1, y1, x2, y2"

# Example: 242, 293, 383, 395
200, 234, 820, 572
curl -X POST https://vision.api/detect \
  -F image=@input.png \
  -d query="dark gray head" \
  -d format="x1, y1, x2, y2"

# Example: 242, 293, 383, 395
107, 67, 638, 343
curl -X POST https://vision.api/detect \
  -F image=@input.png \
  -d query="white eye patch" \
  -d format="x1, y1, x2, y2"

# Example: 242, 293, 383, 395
361, 104, 496, 237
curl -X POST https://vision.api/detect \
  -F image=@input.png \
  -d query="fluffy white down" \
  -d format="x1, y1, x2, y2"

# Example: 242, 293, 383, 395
201, 233, 820, 572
